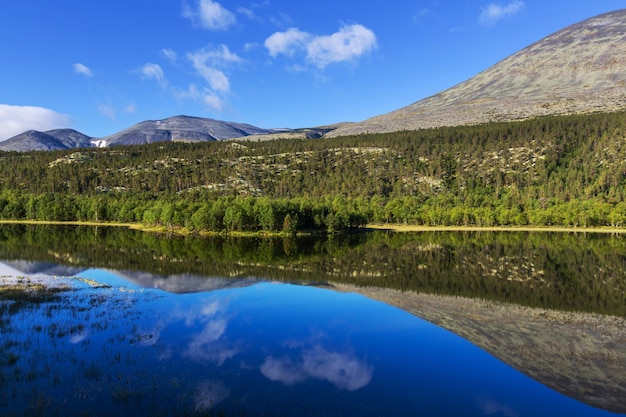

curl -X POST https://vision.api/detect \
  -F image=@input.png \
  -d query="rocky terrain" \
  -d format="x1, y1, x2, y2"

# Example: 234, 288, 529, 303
328, 9, 626, 137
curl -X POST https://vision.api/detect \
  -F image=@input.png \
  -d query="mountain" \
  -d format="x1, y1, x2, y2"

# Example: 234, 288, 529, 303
327, 9, 626, 137
100, 115, 272, 147
0, 129, 93, 152
0, 115, 276, 152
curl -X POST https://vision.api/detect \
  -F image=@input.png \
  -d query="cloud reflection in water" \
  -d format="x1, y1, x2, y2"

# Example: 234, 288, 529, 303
195, 379, 231, 411
261, 344, 373, 391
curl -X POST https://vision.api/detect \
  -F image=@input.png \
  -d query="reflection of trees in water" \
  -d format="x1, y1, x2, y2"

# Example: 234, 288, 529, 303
1, 224, 625, 316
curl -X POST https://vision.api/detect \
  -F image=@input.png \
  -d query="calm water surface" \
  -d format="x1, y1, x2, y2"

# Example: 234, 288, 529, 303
0, 225, 624, 416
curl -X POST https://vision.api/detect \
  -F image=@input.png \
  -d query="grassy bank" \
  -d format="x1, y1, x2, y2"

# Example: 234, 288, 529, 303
2, 219, 626, 235
366, 223, 626, 234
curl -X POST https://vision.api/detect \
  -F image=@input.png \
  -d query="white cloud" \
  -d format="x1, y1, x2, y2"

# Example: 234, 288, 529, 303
183, 0, 236, 31
173, 84, 224, 111
174, 84, 201, 101
73, 63, 93, 77
0, 104, 71, 141
306, 24, 377, 69
191, 61, 230, 93
187, 44, 241, 93
237, 7, 255, 20
265, 28, 311, 57
480, 1, 525, 26
140, 63, 167, 87
167, 44, 241, 113
162, 48, 178, 63
265, 24, 377, 69
124, 103, 136, 113
203, 93, 224, 111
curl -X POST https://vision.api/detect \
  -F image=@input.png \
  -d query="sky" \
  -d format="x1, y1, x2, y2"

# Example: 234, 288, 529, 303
0, 1, 624, 141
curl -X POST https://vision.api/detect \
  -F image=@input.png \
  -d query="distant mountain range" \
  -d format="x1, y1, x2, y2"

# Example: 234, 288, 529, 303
0, 115, 337, 152
2, 9, 626, 151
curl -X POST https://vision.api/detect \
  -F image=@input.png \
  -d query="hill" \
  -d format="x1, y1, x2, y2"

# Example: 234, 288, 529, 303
100, 115, 272, 147
328, 9, 626, 137
0, 111, 625, 232
0, 129, 93, 152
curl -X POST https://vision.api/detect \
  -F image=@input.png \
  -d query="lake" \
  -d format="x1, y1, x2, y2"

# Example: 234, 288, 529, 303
1, 225, 625, 416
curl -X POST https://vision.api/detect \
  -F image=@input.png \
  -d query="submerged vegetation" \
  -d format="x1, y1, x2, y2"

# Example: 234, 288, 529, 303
0, 112, 626, 232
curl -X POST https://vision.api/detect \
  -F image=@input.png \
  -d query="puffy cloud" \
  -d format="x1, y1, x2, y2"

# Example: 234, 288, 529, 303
479, 1, 525, 26
265, 28, 311, 57
306, 24, 377, 69
183, 0, 236, 31
265, 24, 377, 69
0, 104, 71, 141
140, 63, 167, 87
73, 63, 93, 77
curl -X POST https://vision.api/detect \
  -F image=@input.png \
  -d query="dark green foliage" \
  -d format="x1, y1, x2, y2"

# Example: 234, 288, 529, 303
0, 111, 625, 230
1, 225, 625, 316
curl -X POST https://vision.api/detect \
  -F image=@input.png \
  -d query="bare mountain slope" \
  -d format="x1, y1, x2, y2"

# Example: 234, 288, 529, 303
327, 9, 626, 137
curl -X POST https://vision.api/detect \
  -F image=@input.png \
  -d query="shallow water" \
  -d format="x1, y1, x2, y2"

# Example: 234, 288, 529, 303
1, 225, 625, 416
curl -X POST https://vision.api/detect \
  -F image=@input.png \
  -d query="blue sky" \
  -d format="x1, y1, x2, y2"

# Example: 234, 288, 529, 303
0, 1, 624, 141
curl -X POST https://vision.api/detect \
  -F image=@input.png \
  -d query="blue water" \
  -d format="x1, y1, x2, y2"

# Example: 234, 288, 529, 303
0, 273, 620, 416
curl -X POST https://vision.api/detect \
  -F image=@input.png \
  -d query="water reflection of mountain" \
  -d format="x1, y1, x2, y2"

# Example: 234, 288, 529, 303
115, 271, 260, 294
334, 284, 626, 415
0, 261, 87, 277
0, 260, 259, 294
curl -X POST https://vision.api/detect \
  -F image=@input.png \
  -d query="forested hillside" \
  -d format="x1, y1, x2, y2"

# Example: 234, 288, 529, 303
0, 111, 625, 232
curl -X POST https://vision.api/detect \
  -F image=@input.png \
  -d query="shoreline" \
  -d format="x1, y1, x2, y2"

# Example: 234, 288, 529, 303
365, 223, 626, 234
1, 219, 625, 235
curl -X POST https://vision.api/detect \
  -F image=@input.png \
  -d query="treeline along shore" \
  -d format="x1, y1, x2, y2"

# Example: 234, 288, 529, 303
1, 111, 626, 233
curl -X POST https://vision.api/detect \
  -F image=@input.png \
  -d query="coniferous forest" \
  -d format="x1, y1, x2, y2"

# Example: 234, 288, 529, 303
1, 111, 626, 233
